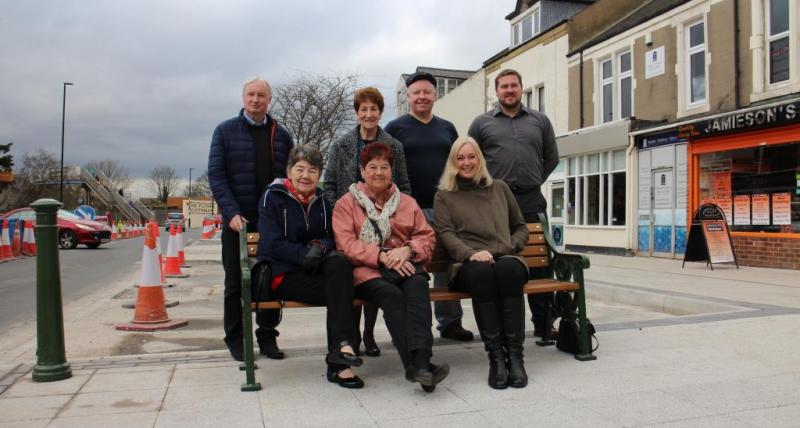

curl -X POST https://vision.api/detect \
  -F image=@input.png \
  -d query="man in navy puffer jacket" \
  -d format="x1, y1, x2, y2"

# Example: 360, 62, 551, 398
208, 77, 294, 361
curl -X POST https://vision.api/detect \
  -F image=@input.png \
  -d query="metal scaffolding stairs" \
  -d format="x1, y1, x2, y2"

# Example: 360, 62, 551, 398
80, 169, 143, 221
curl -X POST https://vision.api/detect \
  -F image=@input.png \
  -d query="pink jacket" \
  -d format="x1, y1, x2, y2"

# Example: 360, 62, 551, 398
332, 182, 435, 286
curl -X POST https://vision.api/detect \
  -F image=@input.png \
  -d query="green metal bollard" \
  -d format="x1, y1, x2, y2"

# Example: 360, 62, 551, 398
31, 199, 72, 382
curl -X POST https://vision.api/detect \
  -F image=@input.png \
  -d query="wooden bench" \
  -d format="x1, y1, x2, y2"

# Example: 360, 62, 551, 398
237, 213, 594, 391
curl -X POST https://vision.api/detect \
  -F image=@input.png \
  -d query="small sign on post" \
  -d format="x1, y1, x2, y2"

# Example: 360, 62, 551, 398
682, 203, 739, 270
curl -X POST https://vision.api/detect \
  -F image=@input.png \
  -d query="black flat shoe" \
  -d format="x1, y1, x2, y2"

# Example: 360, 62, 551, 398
441, 322, 474, 342
363, 335, 380, 357
326, 349, 363, 367
327, 369, 364, 389
405, 363, 450, 387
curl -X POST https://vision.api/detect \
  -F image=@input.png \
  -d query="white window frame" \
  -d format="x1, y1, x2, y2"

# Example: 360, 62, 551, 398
618, 50, 633, 119
766, 0, 790, 85
565, 149, 627, 228
685, 20, 707, 108
509, 5, 541, 48
524, 88, 533, 108
600, 58, 614, 123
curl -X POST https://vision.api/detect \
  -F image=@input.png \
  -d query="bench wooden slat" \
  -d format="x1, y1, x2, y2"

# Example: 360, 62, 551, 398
527, 223, 543, 232
524, 256, 549, 267
252, 278, 579, 309
520, 244, 546, 256
527, 233, 545, 244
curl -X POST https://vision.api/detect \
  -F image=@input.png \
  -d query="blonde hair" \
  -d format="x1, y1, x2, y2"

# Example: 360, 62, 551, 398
437, 137, 493, 192
242, 76, 272, 96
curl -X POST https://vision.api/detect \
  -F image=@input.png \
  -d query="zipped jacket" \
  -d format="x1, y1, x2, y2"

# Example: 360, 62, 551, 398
257, 179, 335, 277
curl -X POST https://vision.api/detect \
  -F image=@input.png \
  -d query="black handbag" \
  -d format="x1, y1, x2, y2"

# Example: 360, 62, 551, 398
368, 218, 429, 285
250, 260, 275, 307
555, 291, 598, 355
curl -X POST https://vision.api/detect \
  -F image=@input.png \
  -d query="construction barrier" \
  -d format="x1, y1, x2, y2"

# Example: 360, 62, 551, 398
201, 218, 215, 239
115, 223, 187, 331
163, 224, 188, 278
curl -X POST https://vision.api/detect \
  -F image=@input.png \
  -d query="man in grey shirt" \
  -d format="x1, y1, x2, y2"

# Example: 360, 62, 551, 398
468, 68, 559, 338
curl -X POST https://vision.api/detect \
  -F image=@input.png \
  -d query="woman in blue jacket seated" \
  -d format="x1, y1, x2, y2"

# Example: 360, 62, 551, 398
257, 144, 364, 389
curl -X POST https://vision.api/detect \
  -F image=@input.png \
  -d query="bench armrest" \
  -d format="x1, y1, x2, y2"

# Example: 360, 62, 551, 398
536, 213, 590, 282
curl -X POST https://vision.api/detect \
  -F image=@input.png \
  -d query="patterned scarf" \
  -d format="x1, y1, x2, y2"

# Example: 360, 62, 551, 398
348, 183, 400, 245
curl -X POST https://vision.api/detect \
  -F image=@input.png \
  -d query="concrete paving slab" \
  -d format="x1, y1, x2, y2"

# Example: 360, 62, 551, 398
154, 409, 264, 428
160, 383, 259, 413
0, 395, 71, 422
645, 413, 757, 428
47, 411, 158, 428
81, 369, 173, 394
59, 388, 165, 418
258, 384, 375, 427
582, 389, 709, 426
169, 365, 243, 388
0, 420, 49, 428
380, 410, 491, 428
478, 401, 618, 428
2, 374, 89, 398
733, 404, 800, 427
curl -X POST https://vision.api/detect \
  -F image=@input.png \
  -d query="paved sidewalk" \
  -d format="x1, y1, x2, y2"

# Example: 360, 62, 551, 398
1, 238, 799, 427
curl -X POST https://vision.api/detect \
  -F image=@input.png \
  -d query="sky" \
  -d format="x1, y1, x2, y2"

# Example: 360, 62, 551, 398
0, 0, 513, 198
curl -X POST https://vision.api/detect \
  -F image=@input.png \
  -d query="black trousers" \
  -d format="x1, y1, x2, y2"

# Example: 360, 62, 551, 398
221, 226, 280, 349
355, 275, 433, 369
514, 189, 555, 328
451, 259, 527, 303
275, 255, 356, 371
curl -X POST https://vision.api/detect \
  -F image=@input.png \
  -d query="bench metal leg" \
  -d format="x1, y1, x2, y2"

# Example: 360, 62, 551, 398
239, 233, 261, 391
573, 269, 596, 362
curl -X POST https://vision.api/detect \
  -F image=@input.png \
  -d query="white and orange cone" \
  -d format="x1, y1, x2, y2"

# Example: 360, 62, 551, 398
115, 224, 187, 331
201, 218, 215, 239
11, 221, 21, 257
163, 224, 188, 278
21, 221, 36, 256
1, 220, 16, 261
110, 223, 118, 240
176, 224, 190, 268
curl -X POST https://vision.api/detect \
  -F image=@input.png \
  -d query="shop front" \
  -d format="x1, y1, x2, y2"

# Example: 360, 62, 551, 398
683, 100, 800, 269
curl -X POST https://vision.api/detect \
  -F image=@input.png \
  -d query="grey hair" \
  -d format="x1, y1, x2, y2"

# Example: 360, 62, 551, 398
242, 76, 271, 95
287, 144, 324, 172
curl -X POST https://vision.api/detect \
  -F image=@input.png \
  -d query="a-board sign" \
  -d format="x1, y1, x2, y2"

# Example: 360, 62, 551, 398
682, 203, 739, 270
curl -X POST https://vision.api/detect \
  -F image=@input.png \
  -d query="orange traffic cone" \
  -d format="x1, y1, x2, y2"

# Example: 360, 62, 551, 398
115, 225, 187, 331
163, 224, 188, 278
22, 221, 36, 256
110, 223, 118, 240
176, 224, 190, 268
151, 221, 173, 287
11, 221, 21, 257
201, 218, 215, 239
1, 220, 16, 261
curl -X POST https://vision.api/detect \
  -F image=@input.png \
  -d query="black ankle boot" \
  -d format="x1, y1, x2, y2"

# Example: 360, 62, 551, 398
502, 297, 528, 388
474, 301, 508, 389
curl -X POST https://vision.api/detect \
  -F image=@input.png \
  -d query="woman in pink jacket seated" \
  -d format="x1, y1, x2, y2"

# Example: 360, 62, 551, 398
332, 142, 449, 391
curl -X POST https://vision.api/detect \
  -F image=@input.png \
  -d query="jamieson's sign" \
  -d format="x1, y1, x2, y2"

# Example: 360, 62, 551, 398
677, 101, 799, 139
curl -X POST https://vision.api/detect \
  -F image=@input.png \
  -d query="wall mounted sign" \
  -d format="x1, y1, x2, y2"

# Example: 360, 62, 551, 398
678, 101, 800, 139
645, 46, 665, 79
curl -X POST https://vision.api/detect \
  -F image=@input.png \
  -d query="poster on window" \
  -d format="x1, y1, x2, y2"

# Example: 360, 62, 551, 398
710, 172, 731, 199
772, 193, 791, 225
717, 198, 733, 224
733, 194, 750, 225
752, 193, 770, 225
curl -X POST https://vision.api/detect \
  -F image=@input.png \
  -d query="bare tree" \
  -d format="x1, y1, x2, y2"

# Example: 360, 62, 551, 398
149, 165, 179, 203
5, 149, 81, 208
182, 169, 211, 197
270, 73, 360, 163
84, 159, 132, 191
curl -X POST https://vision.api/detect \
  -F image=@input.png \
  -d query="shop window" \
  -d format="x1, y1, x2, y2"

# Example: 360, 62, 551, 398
698, 141, 799, 233
566, 149, 627, 227
768, 0, 790, 84
686, 20, 707, 105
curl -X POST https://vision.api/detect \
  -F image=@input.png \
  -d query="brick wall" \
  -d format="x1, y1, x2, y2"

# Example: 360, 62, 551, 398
731, 236, 800, 270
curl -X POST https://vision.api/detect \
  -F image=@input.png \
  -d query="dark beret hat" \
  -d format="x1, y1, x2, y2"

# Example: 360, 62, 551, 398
405, 72, 437, 88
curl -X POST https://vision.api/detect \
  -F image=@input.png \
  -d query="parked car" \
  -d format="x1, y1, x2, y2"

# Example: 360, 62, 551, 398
2, 207, 112, 249
164, 212, 187, 231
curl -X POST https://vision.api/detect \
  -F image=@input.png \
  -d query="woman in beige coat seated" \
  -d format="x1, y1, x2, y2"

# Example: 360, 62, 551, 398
332, 142, 449, 391
432, 137, 530, 390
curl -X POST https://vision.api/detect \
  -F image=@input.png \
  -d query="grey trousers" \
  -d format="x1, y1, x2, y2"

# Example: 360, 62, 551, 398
423, 208, 464, 331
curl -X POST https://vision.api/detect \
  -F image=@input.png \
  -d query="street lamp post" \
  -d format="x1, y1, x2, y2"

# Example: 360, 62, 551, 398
188, 167, 194, 198
59, 82, 74, 203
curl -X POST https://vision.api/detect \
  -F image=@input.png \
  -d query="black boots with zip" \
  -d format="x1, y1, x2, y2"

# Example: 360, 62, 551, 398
473, 301, 508, 389
502, 296, 528, 388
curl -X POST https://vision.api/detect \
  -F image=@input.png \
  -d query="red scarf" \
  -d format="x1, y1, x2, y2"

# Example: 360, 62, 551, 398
283, 178, 313, 206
